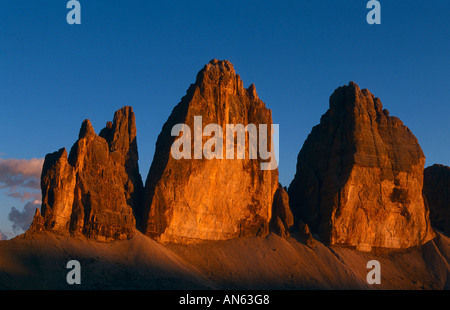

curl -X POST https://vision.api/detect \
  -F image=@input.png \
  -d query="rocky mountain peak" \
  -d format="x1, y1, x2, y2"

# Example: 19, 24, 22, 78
193, 59, 246, 97
288, 82, 434, 251
30, 106, 143, 241
78, 119, 96, 139
142, 60, 278, 243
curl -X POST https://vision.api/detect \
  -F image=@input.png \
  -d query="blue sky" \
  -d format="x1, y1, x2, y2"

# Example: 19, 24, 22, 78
0, 0, 449, 237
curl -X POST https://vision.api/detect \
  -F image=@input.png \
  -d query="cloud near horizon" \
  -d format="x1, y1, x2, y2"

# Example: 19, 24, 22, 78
0, 157, 44, 201
8, 200, 40, 233
0, 230, 8, 240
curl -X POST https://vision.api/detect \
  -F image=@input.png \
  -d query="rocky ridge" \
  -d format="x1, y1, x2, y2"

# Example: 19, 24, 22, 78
26, 62, 447, 253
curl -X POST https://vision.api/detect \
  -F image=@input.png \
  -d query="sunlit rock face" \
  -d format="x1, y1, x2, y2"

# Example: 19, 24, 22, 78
32, 107, 143, 241
288, 82, 435, 251
142, 59, 279, 244
423, 164, 450, 236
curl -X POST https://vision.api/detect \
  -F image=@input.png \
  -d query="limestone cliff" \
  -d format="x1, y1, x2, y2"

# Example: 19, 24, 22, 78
288, 82, 435, 251
31, 107, 143, 241
142, 59, 279, 243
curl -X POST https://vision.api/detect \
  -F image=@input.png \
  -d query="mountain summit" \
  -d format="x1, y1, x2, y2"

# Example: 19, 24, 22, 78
142, 59, 279, 243
30, 107, 143, 241
288, 82, 435, 251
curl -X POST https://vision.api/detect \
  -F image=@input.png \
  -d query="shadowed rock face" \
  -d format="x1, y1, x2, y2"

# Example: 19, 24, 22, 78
288, 82, 435, 251
424, 164, 450, 236
270, 184, 294, 238
142, 59, 279, 244
32, 106, 143, 241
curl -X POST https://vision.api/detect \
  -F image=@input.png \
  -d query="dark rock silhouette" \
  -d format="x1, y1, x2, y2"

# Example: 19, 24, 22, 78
270, 184, 294, 238
424, 164, 450, 236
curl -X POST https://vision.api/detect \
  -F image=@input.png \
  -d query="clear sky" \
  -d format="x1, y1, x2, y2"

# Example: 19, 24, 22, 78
0, 0, 449, 238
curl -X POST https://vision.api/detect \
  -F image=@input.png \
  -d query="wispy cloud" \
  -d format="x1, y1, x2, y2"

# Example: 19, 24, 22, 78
8, 200, 40, 233
7, 191, 42, 201
0, 157, 44, 201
